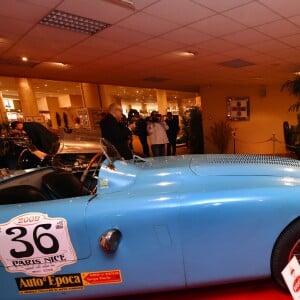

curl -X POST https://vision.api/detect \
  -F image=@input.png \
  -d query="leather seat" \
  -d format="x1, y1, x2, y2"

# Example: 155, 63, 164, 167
42, 171, 90, 199
0, 185, 48, 204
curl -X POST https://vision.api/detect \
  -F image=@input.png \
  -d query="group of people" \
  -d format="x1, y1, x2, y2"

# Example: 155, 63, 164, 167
6, 103, 179, 164
100, 103, 180, 160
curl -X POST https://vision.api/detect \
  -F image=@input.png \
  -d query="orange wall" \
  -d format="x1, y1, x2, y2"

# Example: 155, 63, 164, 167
201, 84, 298, 155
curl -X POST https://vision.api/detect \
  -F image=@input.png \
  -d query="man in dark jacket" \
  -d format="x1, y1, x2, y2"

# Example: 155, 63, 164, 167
165, 112, 180, 156
100, 103, 133, 160
11, 121, 60, 155
134, 112, 150, 157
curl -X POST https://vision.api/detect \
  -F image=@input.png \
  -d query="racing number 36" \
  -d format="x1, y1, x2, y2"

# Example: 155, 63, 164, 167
6, 224, 59, 258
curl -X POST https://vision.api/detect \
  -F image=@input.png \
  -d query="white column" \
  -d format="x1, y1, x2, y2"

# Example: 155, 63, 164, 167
156, 89, 168, 115
16, 78, 39, 117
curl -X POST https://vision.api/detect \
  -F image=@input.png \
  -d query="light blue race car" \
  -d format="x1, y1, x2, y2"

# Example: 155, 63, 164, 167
0, 140, 299, 299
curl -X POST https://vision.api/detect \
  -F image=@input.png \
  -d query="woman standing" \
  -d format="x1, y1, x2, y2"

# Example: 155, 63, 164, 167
147, 111, 169, 157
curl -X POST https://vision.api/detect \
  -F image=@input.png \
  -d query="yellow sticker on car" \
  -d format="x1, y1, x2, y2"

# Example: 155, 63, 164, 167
15, 270, 123, 294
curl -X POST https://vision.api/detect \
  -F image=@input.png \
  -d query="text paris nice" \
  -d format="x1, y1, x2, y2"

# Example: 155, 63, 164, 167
12, 254, 66, 267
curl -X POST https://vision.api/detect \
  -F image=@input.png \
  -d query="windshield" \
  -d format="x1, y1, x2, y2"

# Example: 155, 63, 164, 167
99, 138, 123, 164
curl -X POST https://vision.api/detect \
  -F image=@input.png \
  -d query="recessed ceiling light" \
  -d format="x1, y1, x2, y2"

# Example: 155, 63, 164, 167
52, 62, 69, 68
105, 0, 135, 9
21, 56, 28, 62
41, 61, 70, 68
39, 10, 111, 35
178, 51, 196, 57
0, 58, 39, 67
0, 37, 9, 43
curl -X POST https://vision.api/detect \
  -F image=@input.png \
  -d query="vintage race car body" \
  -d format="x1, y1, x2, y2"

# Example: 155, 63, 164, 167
0, 128, 101, 170
1, 151, 300, 299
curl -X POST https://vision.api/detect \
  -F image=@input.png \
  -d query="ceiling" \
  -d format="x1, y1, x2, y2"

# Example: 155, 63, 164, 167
0, 0, 300, 97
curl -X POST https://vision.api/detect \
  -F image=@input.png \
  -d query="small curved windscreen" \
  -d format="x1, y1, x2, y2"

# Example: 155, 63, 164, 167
100, 138, 122, 163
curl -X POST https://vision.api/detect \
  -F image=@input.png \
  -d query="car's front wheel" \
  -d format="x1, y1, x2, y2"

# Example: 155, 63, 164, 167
271, 219, 300, 291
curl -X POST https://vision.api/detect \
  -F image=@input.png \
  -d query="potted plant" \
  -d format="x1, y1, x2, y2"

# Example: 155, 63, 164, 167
209, 120, 233, 153
281, 75, 300, 111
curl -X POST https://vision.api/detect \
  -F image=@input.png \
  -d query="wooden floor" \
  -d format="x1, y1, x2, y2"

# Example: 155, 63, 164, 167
101, 279, 291, 300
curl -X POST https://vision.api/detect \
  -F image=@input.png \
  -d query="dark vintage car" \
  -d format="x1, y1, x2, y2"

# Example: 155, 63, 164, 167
0, 140, 299, 299
0, 128, 102, 170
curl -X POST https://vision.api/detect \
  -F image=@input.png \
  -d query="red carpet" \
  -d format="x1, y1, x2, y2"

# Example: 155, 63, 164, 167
104, 280, 292, 300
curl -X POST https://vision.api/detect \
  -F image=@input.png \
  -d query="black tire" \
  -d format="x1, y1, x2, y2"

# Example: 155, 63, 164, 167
271, 219, 300, 291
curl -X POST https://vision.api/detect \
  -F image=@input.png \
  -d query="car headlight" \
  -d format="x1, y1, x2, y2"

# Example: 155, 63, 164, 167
99, 229, 122, 253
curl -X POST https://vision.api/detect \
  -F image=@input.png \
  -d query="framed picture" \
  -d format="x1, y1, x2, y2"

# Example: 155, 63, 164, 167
226, 96, 250, 121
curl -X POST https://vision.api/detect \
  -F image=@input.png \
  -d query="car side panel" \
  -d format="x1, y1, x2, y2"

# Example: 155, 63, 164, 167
82, 192, 185, 297
179, 175, 300, 287
0, 197, 91, 300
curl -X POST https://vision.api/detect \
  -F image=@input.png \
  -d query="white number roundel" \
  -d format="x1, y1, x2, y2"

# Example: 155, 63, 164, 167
0, 212, 77, 276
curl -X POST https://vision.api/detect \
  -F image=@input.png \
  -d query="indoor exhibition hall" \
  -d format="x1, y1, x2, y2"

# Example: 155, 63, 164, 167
1, 1, 300, 300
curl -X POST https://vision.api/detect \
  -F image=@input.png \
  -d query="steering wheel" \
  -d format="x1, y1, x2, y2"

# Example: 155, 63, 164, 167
17, 149, 39, 169
79, 151, 104, 193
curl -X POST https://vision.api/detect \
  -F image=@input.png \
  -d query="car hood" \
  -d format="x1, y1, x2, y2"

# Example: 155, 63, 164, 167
136, 154, 300, 177
99, 154, 300, 194
189, 154, 300, 177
